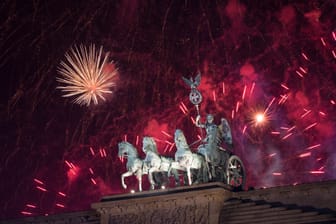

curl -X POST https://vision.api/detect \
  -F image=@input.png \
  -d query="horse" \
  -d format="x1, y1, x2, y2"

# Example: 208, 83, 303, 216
118, 141, 146, 192
142, 137, 180, 189
174, 129, 209, 185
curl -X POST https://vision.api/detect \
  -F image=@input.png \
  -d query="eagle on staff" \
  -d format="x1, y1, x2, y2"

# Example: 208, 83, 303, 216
182, 72, 202, 107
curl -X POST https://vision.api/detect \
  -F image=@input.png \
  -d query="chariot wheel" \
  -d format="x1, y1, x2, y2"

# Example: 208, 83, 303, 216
226, 155, 245, 190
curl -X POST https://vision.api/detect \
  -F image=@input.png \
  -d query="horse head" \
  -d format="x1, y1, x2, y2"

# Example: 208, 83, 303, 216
118, 141, 138, 159
142, 137, 158, 154
174, 129, 189, 151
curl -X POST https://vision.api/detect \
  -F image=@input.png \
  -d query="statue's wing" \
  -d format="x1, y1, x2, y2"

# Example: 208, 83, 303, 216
182, 76, 193, 87
194, 72, 201, 87
220, 118, 232, 145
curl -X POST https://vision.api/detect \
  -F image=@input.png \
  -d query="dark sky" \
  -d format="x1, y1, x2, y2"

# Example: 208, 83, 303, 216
1, 0, 336, 220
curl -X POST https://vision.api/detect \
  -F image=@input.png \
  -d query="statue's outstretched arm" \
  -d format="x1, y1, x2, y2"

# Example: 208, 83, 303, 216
195, 115, 205, 128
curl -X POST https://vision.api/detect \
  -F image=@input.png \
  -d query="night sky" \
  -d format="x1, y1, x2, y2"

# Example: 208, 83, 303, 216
1, 0, 336, 219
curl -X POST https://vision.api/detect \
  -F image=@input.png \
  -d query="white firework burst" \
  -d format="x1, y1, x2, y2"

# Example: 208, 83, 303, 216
57, 44, 117, 107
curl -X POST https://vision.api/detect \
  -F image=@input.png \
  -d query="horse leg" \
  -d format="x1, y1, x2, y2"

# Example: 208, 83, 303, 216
148, 168, 156, 190
121, 171, 133, 189
171, 168, 180, 187
136, 171, 142, 192
204, 155, 212, 180
187, 166, 192, 185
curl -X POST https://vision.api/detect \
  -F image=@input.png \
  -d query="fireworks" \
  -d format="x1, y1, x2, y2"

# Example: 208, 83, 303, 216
255, 113, 265, 124
57, 44, 118, 106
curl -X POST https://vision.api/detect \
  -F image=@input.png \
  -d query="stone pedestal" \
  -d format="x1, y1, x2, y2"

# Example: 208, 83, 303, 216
92, 183, 232, 224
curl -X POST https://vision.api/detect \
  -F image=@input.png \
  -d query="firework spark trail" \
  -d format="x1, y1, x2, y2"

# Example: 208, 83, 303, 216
296, 70, 304, 78
301, 52, 309, 61
303, 122, 318, 132
89, 147, 95, 156
298, 152, 311, 158
249, 82, 255, 98
179, 102, 188, 114
264, 97, 275, 114
300, 110, 311, 118
242, 85, 247, 101
306, 144, 321, 150
57, 44, 118, 106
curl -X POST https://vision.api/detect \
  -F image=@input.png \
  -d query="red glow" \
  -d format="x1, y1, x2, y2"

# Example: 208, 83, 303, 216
331, 100, 336, 105
21, 211, 33, 215
269, 153, 276, 157
231, 110, 235, 119
222, 82, 225, 94
123, 134, 127, 142
333, 31, 336, 41
212, 90, 216, 102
